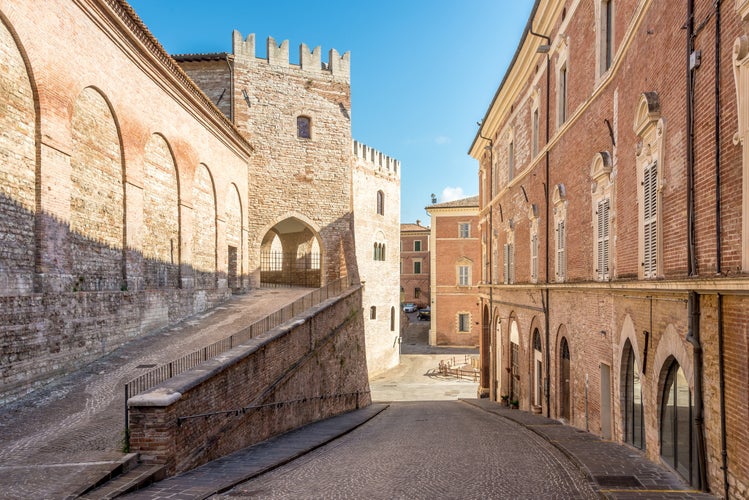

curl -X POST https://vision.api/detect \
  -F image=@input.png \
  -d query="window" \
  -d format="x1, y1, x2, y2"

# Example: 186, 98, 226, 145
623, 341, 644, 450
414, 240, 422, 251
458, 265, 470, 286
503, 243, 514, 284
297, 116, 311, 139
373, 242, 386, 261
458, 313, 470, 332
598, 0, 614, 75
376, 190, 384, 215
556, 220, 566, 281
597, 198, 610, 280
370, 306, 376, 320
557, 63, 568, 126
531, 232, 539, 283
413, 261, 421, 274
414, 287, 421, 298
634, 93, 662, 279
532, 108, 540, 157
508, 140, 515, 182
661, 360, 698, 486
643, 162, 657, 278
459, 223, 470, 238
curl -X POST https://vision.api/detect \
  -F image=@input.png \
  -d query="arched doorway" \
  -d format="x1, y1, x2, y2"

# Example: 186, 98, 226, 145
509, 320, 520, 405
559, 336, 571, 420
260, 217, 322, 287
660, 358, 698, 486
622, 340, 644, 449
532, 329, 543, 408
480, 305, 490, 396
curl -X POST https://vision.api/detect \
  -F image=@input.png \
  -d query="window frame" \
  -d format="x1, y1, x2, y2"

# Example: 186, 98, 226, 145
296, 115, 312, 139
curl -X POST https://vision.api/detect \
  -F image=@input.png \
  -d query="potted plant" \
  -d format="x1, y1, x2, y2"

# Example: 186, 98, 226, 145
500, 395, 509, 407
510, 399, 519, 409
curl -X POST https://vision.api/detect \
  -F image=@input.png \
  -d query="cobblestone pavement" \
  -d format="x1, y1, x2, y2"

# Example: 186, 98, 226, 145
0, 287, 311, 500
214, 400, 599, 500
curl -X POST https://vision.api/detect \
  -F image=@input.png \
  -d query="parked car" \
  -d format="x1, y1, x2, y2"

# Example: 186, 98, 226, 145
403, 303, 418, 313
417, 307, 430, 320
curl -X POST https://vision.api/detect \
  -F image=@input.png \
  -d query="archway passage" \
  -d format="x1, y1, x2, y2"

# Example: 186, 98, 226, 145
660, 359, 698, 487
560, 337, 571, 420
260, 217, 321, 287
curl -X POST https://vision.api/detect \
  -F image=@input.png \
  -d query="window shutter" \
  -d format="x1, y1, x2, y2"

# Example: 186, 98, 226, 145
531, 233, 538, 281
509, 244, 515, 284
597, 198, 610, 280
643, 162, 657, 278
557, 221, 566, 280
503, 244, 510, 284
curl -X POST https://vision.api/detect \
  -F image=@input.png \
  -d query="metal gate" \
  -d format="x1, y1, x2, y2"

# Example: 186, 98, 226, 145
260, 251, 321, 287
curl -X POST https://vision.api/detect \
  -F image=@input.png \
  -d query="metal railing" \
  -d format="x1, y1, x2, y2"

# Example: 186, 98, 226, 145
125, 278, 348, 417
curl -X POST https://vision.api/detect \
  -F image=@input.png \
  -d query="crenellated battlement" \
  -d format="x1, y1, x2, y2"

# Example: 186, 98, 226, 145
232, 31, 350, 80
353, 140, 400, 178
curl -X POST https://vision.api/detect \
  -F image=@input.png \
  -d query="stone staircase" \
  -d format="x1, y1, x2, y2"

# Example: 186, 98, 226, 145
78, 454, 165, 499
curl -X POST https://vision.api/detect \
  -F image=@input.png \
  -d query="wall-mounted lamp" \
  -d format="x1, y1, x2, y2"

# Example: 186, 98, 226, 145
537, 44, 551, 54
241, 88, 251, 107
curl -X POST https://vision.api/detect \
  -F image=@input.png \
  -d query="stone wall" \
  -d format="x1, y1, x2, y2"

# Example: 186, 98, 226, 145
127, 286, 370, 475
0, 0, 252, 401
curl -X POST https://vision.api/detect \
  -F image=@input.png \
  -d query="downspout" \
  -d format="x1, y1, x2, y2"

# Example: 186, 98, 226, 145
686, 1, 708, 491
478, 130, 494, 398
530, 27, 551, 418
714, 2, 729, 497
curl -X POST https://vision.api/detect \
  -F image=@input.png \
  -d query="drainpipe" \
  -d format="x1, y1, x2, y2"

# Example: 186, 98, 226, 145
686, 1, 708, 491
530, 27, 551, 418
713, 1, 729, 496
686, 291, 708, 491
478, 129, 494, 398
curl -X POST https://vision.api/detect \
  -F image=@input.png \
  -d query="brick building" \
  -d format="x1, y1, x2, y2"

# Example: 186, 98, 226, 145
0, 0, 399, 402
400, 222, 430, 308
469, 1, 748, 497
425, 196, 480, 347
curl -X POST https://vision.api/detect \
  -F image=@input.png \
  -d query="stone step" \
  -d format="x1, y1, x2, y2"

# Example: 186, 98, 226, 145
79, 462, 166, 499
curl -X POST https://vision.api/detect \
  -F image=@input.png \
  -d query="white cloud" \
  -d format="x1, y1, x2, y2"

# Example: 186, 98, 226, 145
434, 136, 451, 145
441, 186, 465, 202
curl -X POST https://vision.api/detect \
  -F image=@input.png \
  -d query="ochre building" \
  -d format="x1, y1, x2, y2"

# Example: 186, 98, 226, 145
469, 1, 748, 497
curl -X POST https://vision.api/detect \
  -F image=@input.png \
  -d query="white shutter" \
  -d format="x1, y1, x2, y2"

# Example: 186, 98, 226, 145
531, 233, 538, 281
643, 162, 657, 278
597, 199, 610, 280
503, 244, 510, 284
509, 244, 515, 284
557, 221, 566, 281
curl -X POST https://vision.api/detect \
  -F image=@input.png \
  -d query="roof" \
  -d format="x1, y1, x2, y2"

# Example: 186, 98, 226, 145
400, 223, 430, 232
173, 53, 230, 62
426, 195, 479, 210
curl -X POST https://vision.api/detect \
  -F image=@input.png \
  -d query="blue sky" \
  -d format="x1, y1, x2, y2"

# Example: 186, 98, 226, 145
128, 1, 534, 224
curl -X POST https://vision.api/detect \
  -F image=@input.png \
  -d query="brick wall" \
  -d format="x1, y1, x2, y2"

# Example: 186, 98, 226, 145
128, 286, 370, 475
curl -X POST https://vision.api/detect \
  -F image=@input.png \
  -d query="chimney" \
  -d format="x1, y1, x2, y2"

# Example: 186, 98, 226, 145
416, 219, 421, 226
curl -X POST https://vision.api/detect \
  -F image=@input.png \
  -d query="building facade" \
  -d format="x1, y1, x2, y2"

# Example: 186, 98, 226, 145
352, 141, 401, 376
400, 222, 430, 308
426, 196, 480, 347
0, 0, 399, 402
469, 1, 748, 497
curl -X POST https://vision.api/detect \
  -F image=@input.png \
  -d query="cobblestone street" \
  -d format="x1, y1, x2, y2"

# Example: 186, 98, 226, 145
214, 400, 598, 499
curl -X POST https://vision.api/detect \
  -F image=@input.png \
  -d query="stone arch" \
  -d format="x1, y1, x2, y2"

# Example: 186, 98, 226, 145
557, 326, 572, 421
259, 216, 322, 287
142, 133, 180, 288
0, 14, 37, 295
652, 324, 693, 397
225, 183, 243, 290
70, 86, 125, 291
191, 163, 217, 288
508, 314, 521, 404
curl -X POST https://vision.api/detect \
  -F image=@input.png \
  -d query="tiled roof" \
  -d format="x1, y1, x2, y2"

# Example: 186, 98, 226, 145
400, 223, 429, 232
173, 53, 229, 62
426, 195, 479, 209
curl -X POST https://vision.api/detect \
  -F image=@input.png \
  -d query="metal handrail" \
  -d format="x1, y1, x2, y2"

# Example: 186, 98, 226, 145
125, 278, 347, 404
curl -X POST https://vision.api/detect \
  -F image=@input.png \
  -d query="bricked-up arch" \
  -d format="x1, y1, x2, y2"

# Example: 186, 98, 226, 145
480, 305, 490, 395
225, 183, 243, 291
260, 217, 322, 287
70, 87, 124, 291
143, 133, 179, 289
192, 164, 217, 288
0, 17, 35, 295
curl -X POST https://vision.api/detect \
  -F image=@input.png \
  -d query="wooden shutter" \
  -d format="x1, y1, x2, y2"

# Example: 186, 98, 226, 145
643, 162, 657, 278
597, 198, 610, 280
531, 233, 538, 281
503, 244, 510, 284
557, 221, 566, 280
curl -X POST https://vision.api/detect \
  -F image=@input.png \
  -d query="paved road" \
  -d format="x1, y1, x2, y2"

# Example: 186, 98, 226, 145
214, 400, 598, 499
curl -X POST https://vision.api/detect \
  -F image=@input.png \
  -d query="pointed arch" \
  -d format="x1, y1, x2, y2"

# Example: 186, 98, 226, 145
192, 163, 217, 288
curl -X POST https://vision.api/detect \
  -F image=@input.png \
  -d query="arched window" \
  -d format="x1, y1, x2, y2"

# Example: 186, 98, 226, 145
661, 360, 698, 486
376, 190, 385, 215
623, 341, 644, 449
532, 329, 543, 407
297, 115, 311, 139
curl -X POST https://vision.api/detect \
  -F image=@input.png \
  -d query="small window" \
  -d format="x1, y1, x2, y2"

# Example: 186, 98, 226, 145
414, 287, 421, 298
376, 190, 385, 215
458, 313, 470, 332
508, 141, 515, 181
370, 306, 376, 320
532, 108, 540, 157
390, 307, 395, 331
297, 116, 311, 139
414, 240, 422, 251
459, 223, 470, 238
600, 0, 614, 73
414, 261, 421, 274
558, 64, 568, 126
458, 265, 470, 286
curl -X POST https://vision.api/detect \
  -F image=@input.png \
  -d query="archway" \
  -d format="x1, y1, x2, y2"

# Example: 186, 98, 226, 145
509, 320, 520, 404
559, 336, 571, 420
260, 217, 322, 287
532, 328, 543, 408
660, 358, 698, 486
480, 305, 490, 395
621, 339, 644, 449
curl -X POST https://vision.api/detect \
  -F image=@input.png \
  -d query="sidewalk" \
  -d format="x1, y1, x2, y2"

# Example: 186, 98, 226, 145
463, 398, 716, 499
120, 404, 388, 499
